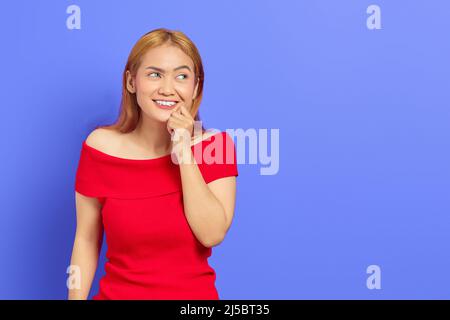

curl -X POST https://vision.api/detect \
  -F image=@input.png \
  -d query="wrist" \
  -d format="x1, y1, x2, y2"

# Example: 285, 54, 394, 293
176, 146, 195, 165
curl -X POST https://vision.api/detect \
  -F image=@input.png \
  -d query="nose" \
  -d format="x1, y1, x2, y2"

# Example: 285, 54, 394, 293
158, 77, 175, 96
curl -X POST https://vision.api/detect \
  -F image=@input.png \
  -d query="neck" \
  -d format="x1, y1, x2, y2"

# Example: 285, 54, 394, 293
131, 113, 172, 155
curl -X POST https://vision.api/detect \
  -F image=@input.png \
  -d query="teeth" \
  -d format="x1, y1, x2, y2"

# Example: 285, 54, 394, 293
155, 100, 176, 106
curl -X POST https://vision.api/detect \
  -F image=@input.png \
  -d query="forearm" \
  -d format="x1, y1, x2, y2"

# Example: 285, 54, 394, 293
68, 235, 101, 300
178, 148, 227, 248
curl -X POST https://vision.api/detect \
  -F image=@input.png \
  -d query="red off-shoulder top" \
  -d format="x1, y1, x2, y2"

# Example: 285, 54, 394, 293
74, 130, 238, 300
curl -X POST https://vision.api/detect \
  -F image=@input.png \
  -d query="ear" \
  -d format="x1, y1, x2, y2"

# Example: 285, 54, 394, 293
126, 70, 136, 94
192, 78, 199, 100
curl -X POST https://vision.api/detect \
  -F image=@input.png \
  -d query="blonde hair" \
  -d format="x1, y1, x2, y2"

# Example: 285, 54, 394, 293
100, 28, 205, 133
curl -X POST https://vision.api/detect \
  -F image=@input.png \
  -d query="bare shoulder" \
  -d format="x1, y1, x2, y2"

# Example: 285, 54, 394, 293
85, 127, 121, 153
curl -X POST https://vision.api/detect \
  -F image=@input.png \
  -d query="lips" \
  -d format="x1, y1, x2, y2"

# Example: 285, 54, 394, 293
152, 99, 178, 110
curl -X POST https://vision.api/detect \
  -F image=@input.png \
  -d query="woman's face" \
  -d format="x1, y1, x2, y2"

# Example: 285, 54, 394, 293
126, 44, 199, 123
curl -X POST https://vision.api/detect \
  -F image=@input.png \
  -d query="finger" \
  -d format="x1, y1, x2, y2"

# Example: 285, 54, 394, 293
179, 105, 193, 119
170, 111, 186, 121
167, 117, 184, 133
170, 108, 183, 116
167, 117, 184, 131
171, 117, 194, 133
172, 102, 182, 114
168, 104, 182, 132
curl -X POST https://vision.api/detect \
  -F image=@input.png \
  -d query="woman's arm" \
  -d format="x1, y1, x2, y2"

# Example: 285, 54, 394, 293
68, 192, 104, 300
178, 148, 237, 248
167, 105, 237, 248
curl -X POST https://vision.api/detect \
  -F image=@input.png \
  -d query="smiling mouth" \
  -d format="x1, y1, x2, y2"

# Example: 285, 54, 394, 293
152, 99, 178, 109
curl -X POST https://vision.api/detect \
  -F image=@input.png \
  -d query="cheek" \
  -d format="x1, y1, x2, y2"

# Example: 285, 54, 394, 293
135, 78, 157, 95
176, 83, 196, 100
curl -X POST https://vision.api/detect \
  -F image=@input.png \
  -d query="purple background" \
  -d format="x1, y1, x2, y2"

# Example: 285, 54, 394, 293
1, 0, 449, 299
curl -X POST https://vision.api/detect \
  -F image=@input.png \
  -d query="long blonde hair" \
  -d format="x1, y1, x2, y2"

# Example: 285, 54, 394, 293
100, 28, 205, 133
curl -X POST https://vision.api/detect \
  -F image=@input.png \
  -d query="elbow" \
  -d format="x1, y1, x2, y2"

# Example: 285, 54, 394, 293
200, 230, 226, 248
196, 206, 230, 248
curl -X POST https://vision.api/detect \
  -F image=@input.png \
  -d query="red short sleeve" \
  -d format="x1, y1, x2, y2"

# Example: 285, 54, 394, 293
74, 141, 104, 199
194, 131, 239, 184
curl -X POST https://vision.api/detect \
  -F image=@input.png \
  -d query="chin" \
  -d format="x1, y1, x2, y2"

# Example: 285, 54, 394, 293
140, 107, 171, 123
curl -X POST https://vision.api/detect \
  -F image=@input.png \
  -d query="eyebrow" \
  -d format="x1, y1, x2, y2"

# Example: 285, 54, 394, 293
145, 65, 192, 72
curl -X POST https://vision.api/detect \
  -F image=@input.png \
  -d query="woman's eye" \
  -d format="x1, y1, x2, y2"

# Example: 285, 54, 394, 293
148, 72, 160, 78
176, 74, 188, 80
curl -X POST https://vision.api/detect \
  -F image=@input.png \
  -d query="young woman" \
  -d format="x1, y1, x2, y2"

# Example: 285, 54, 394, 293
68, 28, 238, 300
